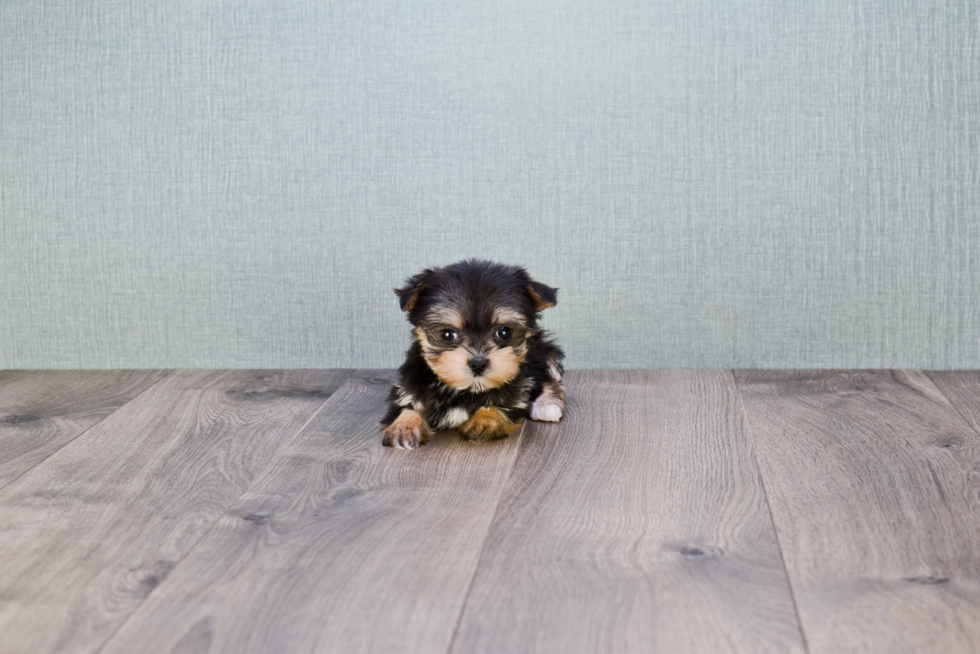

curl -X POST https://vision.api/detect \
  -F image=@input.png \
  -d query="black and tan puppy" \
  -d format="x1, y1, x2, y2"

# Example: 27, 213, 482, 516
381, 260, 565, 449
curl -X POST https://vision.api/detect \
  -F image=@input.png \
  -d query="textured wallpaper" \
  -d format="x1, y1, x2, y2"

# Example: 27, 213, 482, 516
1, 1, 978, 369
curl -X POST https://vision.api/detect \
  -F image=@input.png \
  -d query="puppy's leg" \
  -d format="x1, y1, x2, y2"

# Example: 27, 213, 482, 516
530, 355, 565, 422
530, 381, 565, 422
382, 408, 432, 449
459, 407, 521, 442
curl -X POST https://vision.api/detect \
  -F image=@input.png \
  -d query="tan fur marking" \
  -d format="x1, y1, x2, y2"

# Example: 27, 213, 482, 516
416, 330, 526, 393
402, 284, 425, 312
429, 347, 473, 389
459, 407, 520, 442
492, 307, 527, 327
429, 307, 464, 330
540, 383, 565, 407
483, 346, 523, 389
414, 327, 435, 353
382, 409, 431, 449
542, 380, 565, 404
527, 285, 556, 311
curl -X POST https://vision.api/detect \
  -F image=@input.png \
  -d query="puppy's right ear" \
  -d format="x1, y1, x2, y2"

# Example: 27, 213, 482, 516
395, 271, 428, 312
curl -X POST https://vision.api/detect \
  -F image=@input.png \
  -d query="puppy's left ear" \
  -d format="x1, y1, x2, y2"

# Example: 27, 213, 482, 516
395, 271, 429, 312
527, 281, 558, 311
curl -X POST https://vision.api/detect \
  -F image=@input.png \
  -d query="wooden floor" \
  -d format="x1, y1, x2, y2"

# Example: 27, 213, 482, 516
0, 370, 978, 654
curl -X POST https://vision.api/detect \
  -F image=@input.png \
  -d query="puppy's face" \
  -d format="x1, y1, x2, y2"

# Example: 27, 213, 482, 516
413, 305, 527, 393
396, 261, 557, 393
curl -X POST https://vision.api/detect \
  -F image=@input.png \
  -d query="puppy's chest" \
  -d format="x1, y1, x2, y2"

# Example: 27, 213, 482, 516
434, 405, 472, 429
426, 380, 532, 429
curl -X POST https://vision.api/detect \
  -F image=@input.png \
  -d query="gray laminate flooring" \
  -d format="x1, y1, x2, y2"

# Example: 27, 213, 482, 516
0, 370, 977, 654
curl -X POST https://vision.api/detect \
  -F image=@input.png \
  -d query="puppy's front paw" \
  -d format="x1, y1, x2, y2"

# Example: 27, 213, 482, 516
382, 410, 431, 449
530, 394, 563, 422
530, 383, 565, 422
459, 407, 520, 442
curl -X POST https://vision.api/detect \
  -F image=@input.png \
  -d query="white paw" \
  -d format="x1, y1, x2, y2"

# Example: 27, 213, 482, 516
530, 398, 563, 422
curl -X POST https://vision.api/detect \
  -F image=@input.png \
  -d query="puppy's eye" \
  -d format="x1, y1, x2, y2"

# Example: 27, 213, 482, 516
495, 326, 512, 341
440, 329, 459, 343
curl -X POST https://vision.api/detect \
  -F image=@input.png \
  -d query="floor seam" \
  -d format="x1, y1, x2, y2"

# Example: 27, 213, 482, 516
444, 417, 529, 654
0, 370, 176, 494
730, 369, 812, 654
90, 369, 354, 654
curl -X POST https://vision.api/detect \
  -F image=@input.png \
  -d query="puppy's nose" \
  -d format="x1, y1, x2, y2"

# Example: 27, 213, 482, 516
468, 356, 489, 375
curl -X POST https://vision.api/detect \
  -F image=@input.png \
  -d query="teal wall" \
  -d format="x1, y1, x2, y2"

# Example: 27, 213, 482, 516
2, 1, 978, 369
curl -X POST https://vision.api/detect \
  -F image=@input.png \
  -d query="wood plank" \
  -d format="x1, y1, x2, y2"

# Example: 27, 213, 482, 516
0, 370, 170, 488
735, 370, 980, 653
0, 369, 350, 654
452, 370, 805, 654
99, 371, 524, 654
928, 371, 980, 437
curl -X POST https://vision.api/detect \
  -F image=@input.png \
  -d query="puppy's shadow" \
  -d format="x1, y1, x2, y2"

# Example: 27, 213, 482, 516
426, 427, 526, 452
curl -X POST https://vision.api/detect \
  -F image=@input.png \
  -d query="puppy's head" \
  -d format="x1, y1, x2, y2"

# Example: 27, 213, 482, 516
396, 260, 557, 392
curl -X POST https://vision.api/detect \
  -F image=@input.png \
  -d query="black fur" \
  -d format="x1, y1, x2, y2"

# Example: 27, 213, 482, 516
381, 260, 565, 446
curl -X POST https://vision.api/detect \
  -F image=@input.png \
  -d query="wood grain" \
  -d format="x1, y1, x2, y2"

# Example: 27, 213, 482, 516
0, 370, 170, 488
99, 371, 524, 654
735, 370, 980, 653
0, 369, 349, 654
451, 370, 805, 654
928, 371, 980, 437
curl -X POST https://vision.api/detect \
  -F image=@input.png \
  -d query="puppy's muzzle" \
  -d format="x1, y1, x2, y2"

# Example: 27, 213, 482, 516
468, 356, 489, 375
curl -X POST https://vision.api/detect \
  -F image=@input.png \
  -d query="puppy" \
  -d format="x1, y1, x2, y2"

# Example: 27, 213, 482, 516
381, 260, 565, 449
